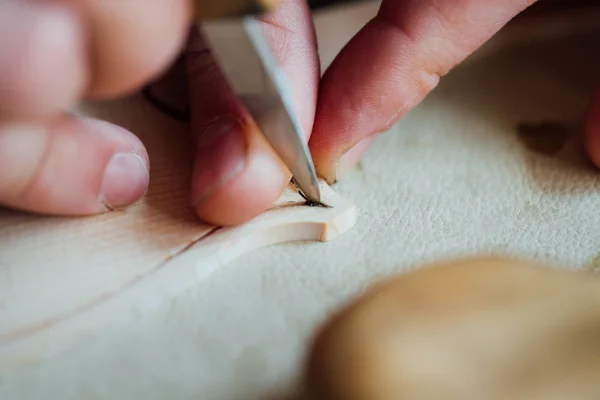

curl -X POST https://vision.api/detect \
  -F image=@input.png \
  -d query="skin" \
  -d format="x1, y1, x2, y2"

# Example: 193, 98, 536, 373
0, 0, 598, 224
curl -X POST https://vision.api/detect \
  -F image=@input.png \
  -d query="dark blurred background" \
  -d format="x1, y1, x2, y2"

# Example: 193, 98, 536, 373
308, 0, 600, 12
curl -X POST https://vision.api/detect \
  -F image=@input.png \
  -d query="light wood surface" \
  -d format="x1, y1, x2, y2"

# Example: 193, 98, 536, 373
0, 94, 357, 368
307, 257, 600, 400
1, 3, 600, 399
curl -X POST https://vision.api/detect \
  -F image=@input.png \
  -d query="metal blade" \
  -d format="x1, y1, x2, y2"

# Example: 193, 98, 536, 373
241, 17, 321, 203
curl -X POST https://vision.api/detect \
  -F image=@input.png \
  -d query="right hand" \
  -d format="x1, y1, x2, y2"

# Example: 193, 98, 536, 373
186, 0, 600, 227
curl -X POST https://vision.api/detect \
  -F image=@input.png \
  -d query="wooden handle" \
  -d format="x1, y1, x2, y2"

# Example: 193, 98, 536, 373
193, 0, 280, 19
306, 257, 600, 400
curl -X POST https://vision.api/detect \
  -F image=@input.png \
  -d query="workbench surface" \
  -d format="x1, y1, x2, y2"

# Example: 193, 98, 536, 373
2, 2, 600, 398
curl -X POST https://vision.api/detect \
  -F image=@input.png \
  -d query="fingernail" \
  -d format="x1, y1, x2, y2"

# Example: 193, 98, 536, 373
335, 136, 376, 181
100, 153, 149, 209
191, 118, 247, 204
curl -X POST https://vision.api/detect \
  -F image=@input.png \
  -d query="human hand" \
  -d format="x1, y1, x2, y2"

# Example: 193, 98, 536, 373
186, 0, 600, 226
187, 0, 549, 225
4, 0, 599, 227
0, 0, 190, 215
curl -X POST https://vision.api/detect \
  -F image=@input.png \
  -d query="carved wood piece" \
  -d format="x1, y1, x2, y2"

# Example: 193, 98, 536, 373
0, 95, 357, 368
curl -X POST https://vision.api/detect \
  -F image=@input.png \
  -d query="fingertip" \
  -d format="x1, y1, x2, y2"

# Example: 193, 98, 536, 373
72, 116, 150, 210
192, 123, 290, 226
185, 2, 320, 226
332, 135, 376, 183
192, 165, 288, 226
310, 0, 534, 183
100, 152, 150, 210
584, 87, 600, 167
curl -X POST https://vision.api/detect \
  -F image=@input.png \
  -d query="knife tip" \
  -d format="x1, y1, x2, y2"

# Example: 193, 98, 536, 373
295, 180, 330, 208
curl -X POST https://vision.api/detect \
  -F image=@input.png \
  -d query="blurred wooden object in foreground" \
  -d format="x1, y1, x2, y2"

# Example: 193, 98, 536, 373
306, 257, 600, 400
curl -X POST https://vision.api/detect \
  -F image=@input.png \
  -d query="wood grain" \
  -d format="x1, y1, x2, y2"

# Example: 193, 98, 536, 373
0, 95, 357, 368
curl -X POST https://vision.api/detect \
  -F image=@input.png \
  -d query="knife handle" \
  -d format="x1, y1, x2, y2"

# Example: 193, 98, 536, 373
193, 0, 280, 19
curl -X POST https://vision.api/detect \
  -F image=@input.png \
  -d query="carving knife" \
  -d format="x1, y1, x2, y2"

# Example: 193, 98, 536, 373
194, 0, 323, 205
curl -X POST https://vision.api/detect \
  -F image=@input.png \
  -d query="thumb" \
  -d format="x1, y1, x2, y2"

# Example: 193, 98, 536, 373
0, 115, 149, 215
185, 0, 319, 226
185, 26, 291, 226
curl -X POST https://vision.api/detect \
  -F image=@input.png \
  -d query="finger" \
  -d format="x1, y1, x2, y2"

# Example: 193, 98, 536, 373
584, 86, 600, 166
0, 0, 87, 122
78, 0, 191, 98
309, 0, 537, 182
0, 115, 149, 215
186, 0, 320, 226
